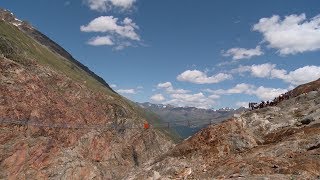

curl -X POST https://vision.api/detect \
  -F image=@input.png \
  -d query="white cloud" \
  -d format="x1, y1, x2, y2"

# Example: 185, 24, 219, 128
157, 82, 172, 89
177, 70, 232, 84
210, 83, 254, 95
156, 82, 214, 108
87, 36, 114, 46
207, 83, 287, 101
86, 0, 136, 12
117, 89, 136, 94
254, 86, 287, 100
235, 101, 249, 108
231, 63, 276, 78
166, 88, 189, 94
157, 82, 189, 94
208, 94, 220, 99
165, 92, 215, 109
230, 65, 251, 74
232, 63, 320, 85
81, 16, 140, 41
253, 14, 320, 55
110, 84, 117, 88
150, 94, 165, 102
281, 66, 320, 85
80, 16, 140, 49
110, 0, 136, 9
250, 63, 276, 78
222, 46, 264, 60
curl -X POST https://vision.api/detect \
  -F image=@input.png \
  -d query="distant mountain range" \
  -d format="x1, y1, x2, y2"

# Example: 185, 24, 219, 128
133, 79, 320, 179
138, 102, 246, 138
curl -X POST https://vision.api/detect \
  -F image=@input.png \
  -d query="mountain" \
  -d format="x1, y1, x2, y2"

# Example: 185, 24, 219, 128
0, 8, 175, 179
2, 7, 319, 180
0, 8, 115, 93
138, 102, 246, 138
129, 79, 320, 179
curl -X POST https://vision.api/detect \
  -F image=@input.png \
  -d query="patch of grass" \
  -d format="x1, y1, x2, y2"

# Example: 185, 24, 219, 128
0, 21, 114, 95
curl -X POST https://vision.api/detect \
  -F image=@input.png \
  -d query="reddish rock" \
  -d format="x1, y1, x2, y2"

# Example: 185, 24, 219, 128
0, 55, 174, 179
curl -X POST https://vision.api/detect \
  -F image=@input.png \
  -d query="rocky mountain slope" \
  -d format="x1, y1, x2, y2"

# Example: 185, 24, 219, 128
138, 102, 245, 139
129, 79, 320, 179
0, 8, 174, 179
0, 8, 114, 92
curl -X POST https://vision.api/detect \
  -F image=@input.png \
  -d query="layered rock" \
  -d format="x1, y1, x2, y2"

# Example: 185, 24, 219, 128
0, 9, 174, 179
129, 79, 320, 179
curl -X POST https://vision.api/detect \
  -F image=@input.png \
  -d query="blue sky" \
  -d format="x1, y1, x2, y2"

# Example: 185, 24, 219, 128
2, 0, 320, 109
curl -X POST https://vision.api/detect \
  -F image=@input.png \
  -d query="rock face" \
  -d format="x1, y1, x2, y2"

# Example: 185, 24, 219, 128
0, 9, 174, 179
129, 79, 320, 179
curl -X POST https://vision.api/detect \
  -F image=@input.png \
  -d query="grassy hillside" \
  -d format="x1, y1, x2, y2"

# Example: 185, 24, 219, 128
0, 20, 179, 141
0, 21, 114, 94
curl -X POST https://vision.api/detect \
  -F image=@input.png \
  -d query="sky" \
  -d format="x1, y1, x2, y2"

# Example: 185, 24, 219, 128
2, 0, 320, 109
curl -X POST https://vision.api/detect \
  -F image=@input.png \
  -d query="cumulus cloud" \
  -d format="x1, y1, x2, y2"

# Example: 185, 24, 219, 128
281, 66, 320, 85
81, 16, 140, 41
208, 94, 220, 99
207, 83, 287, 101
80, 16, 140, 49
110, 84, 117, 88
85, 0, 136, 12
157, 82, 190, 94
250, 63, 276, 78
222, 46, 264, 60
165, 92, 216, 109
254, 86, 288, 100
253, 14, 320, 55
177, 70, 232, 84
150, 94, 165, 102
87, 36, 114, 46
117, 89, 136, 94
232, 63, 279, 78
156, 82, 214, 108
157, 82, 172, 89
235, 101, 249, 108
208, 83, 255, 95
232, 63, 320, 85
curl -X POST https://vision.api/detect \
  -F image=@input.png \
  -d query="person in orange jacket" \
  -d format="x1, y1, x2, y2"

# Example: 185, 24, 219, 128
143, 121, 150, 129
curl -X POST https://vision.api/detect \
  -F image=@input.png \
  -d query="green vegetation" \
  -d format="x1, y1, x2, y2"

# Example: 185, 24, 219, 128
0, 21, 179, 142
0, 21, 114, 95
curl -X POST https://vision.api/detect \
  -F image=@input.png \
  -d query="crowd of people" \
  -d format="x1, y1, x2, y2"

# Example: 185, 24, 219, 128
249, 92, 291, 110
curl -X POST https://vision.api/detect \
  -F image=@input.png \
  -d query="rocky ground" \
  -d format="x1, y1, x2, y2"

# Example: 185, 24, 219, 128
0, 53, 173, 179
0, 8, 176, 179
128, 80, 320, 179
1, 52, 319, 179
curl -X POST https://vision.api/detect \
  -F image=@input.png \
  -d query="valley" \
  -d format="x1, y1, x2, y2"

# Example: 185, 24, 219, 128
1, 3, 320, 179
